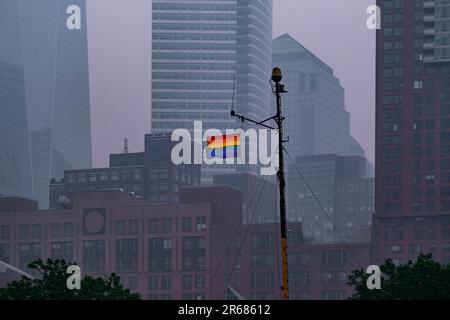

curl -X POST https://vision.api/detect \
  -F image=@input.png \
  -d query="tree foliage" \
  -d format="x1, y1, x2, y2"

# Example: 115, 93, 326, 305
0, 259, 141, 300
348, 254, 450, 300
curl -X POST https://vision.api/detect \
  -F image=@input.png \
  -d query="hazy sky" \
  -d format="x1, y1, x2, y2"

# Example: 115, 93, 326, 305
87, 0, 375, 167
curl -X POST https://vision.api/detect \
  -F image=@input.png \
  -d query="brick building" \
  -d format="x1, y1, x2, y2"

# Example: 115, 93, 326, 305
224, 223, 370, 300
373, 0, 450, 265
0, 187, 241, 300
0, 188, 370, 300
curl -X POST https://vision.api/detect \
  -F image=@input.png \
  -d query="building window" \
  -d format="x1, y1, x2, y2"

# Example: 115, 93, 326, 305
163, 239, 172, 250
0, 225, 10, 240
182, 218, 192, 232
19, 224, 28, 239
149, 170, 158, 180
162, 218, 172, 233
182, 275, 192, 290
67, 175, 75, 184
116, 239, 138, 272
148, 276, 158, 290
129, 220, 139, 234
413, 80, 423, 89
83, 240, 105, 272
111, 172, 119, 181
50, 223, 61, 238
64, 223, 74, 237
161, 275, 171, 290
128, 276, 138, 290
133, 170, 142, 181
31, 224, 41, 239
148, 219, 158, 234
78, 174, 86, 183
196, 217, 206, 232
115, 221, 125, 235
100, 173, 108, 182
0, 244, 10, 263
195, 275, 205, 289
89, 174, 97, 183
160, 169, 169, 179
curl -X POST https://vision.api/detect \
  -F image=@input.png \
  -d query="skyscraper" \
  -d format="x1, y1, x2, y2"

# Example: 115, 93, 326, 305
151, 0, 273, 184
373, 0, 450, 265
0, 62, 32, 199
272, 34, 365, 159
288, 154, 373, 243
0, 0, 92, 208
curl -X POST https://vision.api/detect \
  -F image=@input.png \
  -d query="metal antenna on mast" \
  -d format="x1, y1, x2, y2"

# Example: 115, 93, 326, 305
231, 67, 289, 300
122, 138, 128, 154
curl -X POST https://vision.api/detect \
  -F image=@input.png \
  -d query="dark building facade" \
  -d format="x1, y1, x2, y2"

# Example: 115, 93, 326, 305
288, 154, 373, 243
0, 0, 92, 208
49, 134, 200, 209
373, 0, 450, 265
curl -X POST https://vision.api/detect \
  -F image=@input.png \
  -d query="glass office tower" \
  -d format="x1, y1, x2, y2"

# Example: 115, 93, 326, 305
0, 0, 92, 208
152, 0, 273, 184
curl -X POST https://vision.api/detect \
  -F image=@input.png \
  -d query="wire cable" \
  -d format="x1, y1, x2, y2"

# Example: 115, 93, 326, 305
274, 179, 283, 300
208, 175, 268, 298
221, 175, 269, 299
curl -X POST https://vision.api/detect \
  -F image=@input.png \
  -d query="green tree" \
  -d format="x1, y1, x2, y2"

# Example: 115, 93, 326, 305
0, 259, 141, 300
348, 254, 450, 300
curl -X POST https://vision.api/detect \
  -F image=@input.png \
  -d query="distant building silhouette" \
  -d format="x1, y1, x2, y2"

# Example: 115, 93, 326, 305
49, 134, 200, 209
0, 0, 92, 208
272, 34, 365, 159
288, 154, 374, 243
0, 62, 33, 199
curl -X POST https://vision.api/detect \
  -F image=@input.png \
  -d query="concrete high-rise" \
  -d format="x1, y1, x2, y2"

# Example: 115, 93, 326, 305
373, 0, 450, 265
0, 0, 92, 208
151, 0, 273, 184
272, 34, 365, 159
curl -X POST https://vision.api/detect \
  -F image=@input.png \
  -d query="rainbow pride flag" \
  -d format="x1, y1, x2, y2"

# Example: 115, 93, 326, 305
207, 134, 241, 159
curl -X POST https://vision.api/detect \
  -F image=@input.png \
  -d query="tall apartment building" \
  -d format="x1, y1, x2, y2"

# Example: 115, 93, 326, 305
151, 0, 273, 184
288, 154, 373, 243
272, 33, 365, 159
0, 0, 92, 208
49, 134, 200, 209
373, 0, 450, 265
